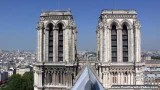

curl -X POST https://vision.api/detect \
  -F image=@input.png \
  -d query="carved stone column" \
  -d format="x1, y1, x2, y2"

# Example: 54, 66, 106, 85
97, 30, 99, 60
39, 28, 43, 62
72, 31, 75, 62
118, 72, 120, 85
64, 27, 69, 62
52, 71, 55, 85
110, 72, 113, 86
104, 73, 106, 87
63, 72, 66, 86
131, 72, 133, 85
99, 28, 103, 62
121, 72, 124, 84
117, 28, 122, 62
128, 72, 130, 85
68, 27, 72, 62
34, 70, 38, 86
134, 24, 141, 62
45, 29, 49, 62
37, 29, 40, 61
128, 28, 134, 62
103, 28, 108, 62
53, 28, 57, 62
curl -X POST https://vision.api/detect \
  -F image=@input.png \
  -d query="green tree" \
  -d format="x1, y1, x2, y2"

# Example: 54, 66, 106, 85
22, 72, 34, 90
6, 74, 23, 90
1, 72, 34, 90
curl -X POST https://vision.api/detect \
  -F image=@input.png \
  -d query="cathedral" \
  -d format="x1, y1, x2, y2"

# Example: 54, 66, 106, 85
96, 10, 144, 88
34, 10, 158, 90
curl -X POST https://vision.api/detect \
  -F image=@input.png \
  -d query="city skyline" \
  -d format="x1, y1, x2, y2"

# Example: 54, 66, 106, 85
0, 0, 160, 51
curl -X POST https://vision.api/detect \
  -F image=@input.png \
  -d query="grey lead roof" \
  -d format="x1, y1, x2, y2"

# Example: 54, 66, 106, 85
71, 66, 105, 90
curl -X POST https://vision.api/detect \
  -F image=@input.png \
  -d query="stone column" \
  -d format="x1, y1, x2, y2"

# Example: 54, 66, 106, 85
72, 32, 75, 62
34, 70, 37, 86
138, 28, 141, 62
39, 28, 43, 62
55, 29, 59, 62
104, 73, 106, 87
118, 72, 120, 85
135, 24, 141, 62
128, 28, 134, 62
64, 28, 69, 62
121, 72, 124, 84
106, 73, 108, 87
53, 29, 56, 62
73, 29, 77, 61
55, 72, 57, 85
128, 72, 130, 85
68, 28, 71, 62
99, 28, 103, 62
103, 28, 107, 62
109, 29, 112, 62
110, 73, 113, 86
61, 71, 63, 85
97, 30, 100, 60
52, 71, 55, 85
66, 73, 68, 86
45, 29, 49, 62
103, 26, 110, 62
117, 28, 122, 62
68, 73, 71, 87
38, 70, 42, 86
63, 72, 66, 86
71, 28, 74, 62
37, 29, 40, 61
131, 72, 133, 85
106, 27, 110, 62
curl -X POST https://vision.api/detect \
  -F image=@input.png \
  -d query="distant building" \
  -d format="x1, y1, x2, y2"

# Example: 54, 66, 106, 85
0, 71, 8, 82
142, 54, 152, 61
144, 60, 160, 85
16, 68, 30, 75
8, 68, 16, 77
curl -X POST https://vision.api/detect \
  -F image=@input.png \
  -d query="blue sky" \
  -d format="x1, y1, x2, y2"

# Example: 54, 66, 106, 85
0, 0, 160, 51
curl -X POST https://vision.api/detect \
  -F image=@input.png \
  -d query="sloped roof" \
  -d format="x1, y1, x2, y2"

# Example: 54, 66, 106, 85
71, 66, 105, 90
145, 60, 160, 64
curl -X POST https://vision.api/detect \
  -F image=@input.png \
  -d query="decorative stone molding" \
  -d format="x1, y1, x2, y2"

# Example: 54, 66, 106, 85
55, 20, 66, 29
120, 19, 133, 29
44, 21, 55, 29
108, 19, 121, 29
98, 22, 104, 29
107, 14, 135, 19
40, 16, 71, 21
37, 22, 44, 30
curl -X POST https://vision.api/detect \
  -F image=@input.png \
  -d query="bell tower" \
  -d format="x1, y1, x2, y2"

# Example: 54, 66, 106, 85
34, 10, 78, 90
97, 10, 144, 89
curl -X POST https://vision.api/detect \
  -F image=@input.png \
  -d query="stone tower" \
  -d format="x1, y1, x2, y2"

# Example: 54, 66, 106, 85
34, 10, 78, 90
97, 10, 144, 89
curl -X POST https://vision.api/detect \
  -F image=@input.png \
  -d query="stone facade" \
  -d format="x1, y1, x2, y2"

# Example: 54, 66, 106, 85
96, 10, 144, 89
34, 9, 146, 90
34, 10, 78, 90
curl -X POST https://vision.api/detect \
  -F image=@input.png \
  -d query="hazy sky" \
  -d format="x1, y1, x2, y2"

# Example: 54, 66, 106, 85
0, 0, 160, 51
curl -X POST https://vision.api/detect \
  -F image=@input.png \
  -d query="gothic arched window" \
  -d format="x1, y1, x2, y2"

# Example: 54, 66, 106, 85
57, 23, 63, 62
111, 25, 117, 62
122, 25, 128, 62
48, 23, 53, 62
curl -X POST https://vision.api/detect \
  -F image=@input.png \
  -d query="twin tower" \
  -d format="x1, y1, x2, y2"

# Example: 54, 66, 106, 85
34, 10, 144, 90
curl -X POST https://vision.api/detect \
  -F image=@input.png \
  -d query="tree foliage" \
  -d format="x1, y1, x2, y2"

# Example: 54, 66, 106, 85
151, 56, 160, 60
22, 72, 34, 90
1, 72, 34, 90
